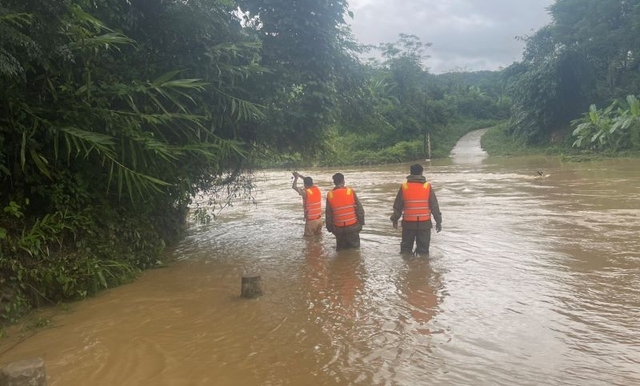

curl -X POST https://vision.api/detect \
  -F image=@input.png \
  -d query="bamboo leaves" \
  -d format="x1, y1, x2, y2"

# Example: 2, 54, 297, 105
0, 11, 37, 77
2, 1, 265, 204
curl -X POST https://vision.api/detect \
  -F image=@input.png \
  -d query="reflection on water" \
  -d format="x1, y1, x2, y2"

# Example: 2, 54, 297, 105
396, 257, 440, 336
1, 130, 640, 385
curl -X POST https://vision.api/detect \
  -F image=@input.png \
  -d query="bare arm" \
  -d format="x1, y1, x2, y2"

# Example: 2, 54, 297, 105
291, 172, 305, 196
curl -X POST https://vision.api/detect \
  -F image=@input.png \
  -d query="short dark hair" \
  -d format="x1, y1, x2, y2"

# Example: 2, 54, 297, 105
410, 163, 423, 175
303, 176, 313, 187
332, 172, 344, 186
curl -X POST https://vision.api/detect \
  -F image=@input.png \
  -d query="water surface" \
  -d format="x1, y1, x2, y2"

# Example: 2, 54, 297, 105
1, 130, 639, 386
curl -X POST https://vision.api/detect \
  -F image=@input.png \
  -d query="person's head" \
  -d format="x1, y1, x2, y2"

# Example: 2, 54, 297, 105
410, 163, 423, 176
332, 172, 345, 186
303, 176, 313, 188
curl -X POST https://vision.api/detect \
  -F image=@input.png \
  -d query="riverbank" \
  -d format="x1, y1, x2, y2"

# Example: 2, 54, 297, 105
258, 119, 505, 169
481, 122, 640, 160
0, 207, 183, 335
480, 122, 568, 157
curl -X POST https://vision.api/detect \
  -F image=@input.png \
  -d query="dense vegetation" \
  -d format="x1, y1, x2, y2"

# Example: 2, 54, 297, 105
503, 0, 640, 151
0, 0, 351, 324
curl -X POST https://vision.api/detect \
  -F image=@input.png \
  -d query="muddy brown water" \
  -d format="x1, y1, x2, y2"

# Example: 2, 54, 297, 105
1, 129, 639, 385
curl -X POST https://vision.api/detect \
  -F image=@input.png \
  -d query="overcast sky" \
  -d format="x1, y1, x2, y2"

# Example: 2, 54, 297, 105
346, 0, 555, 74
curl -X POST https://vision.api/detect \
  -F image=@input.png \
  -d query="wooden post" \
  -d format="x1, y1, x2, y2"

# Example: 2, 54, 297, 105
427, 133, 432, 161
241, 273, 262, 298
0, 358, 47, 386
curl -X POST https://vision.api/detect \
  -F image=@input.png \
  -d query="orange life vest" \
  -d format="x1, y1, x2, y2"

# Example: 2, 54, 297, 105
327, 187, 358, 227
304, 186, 322, 220
401, 182, 431, 222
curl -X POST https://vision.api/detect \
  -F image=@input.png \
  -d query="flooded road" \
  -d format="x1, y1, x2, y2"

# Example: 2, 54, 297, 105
1, 130, 640, 385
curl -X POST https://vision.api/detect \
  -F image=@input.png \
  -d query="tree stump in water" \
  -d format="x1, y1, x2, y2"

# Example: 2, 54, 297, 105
241, 274, 262, 298
0, 358, 47, 386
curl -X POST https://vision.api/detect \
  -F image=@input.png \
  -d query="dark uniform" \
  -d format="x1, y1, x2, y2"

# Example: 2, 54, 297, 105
390, 174, 442, 255
326, 187, 365, 250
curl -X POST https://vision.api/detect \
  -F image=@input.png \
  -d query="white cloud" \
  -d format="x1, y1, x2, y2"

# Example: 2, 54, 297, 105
347, 0, 554, 73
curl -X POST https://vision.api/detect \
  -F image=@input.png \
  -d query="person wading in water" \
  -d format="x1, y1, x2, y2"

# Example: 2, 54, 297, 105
292, 171, 323, 237
390, 163, 442, 256
325, 173, 365, 250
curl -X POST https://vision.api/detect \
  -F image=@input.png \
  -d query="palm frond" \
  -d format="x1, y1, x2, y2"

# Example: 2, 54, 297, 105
57, 126, 116, 160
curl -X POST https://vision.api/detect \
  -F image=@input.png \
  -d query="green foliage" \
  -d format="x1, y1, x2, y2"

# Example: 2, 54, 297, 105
323, 119, 502, 166
258, 30, 511, 169
0, 196, 159, 309
3, 200, 24, 218
615, 95, 640, 148
482, 121, 578, 157
320, 136, 424, 166
319, 39, 510, 166
506, 0, 640, 145
481, 122, 538, 156
572, 95, 640, 151
437, 71, 511, 121
237, 0, 356, 157
506, 48, 589, 144
0, 10, 38, 78
0, 0, 300, 323
1, 2, 253, 207
189, 171, 257, 224
1, 292, 30, 325
572, 103, 618, 150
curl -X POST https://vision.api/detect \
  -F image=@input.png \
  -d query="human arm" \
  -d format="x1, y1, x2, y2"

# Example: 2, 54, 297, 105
429, 189, 442, 232
353, 191, 365, 226
291, 172, 305, 196
390, 187, 403, 228
325, 197, 334, 233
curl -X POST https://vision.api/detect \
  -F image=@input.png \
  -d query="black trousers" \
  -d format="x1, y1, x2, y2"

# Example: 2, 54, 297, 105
333, 228, 361, 250
401, 224, 431, 255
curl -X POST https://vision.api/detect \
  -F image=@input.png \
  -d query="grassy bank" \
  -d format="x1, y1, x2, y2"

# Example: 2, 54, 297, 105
328, 118, 506, 166
481, 122, 640, 161
481, 122, 557, 156
0, 201, 184, 332
260, 119, 506, 169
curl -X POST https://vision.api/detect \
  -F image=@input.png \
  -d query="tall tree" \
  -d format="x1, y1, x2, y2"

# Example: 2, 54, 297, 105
237, 0, 357, 157
506, 0, 640, 143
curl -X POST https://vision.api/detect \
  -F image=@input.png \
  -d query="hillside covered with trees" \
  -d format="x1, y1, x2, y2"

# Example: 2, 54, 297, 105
501, 0, 640, 151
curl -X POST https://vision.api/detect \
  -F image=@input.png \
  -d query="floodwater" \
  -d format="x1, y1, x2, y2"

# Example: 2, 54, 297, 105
1, 130, 639, 386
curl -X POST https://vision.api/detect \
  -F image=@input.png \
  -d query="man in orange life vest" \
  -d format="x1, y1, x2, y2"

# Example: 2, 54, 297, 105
390, 163, 442, 255
325, 173, 365, 250
292, 171, 323, 236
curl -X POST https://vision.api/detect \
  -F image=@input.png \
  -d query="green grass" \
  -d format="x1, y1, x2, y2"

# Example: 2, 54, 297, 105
431, 119, 505, 158
481, 122, 565, 156
481, 123, 640, 159
481, 122, 530, 156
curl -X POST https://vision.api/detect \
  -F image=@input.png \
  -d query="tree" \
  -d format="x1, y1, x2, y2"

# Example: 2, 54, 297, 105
0, 0, 343, 317
506, 0, 640, 144
236, 0, 357, 158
